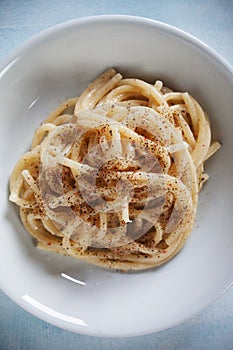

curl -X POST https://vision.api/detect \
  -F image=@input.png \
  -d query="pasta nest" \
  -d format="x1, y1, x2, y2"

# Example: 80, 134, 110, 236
9, 69, 220, 270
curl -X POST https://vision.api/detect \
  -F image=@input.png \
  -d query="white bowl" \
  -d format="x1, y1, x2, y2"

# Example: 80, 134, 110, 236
0, 15, 233, 337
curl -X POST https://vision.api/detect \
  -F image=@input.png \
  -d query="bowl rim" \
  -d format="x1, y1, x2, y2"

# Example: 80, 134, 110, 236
0, 14, 233, 79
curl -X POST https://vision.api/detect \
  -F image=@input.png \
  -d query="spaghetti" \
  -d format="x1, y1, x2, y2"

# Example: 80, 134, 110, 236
9, 68, 220, 270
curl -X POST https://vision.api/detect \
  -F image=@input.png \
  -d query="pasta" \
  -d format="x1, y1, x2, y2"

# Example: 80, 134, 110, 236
9, 68, 220, 271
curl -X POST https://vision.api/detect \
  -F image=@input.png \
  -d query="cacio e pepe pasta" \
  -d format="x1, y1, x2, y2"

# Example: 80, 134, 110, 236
9, 69, 220, 271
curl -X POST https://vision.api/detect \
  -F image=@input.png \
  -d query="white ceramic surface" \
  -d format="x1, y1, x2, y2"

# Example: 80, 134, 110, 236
0, 15, 233, 337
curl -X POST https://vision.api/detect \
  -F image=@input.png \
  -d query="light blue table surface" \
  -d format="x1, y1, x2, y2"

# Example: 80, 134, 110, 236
0, 1, 233, 349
